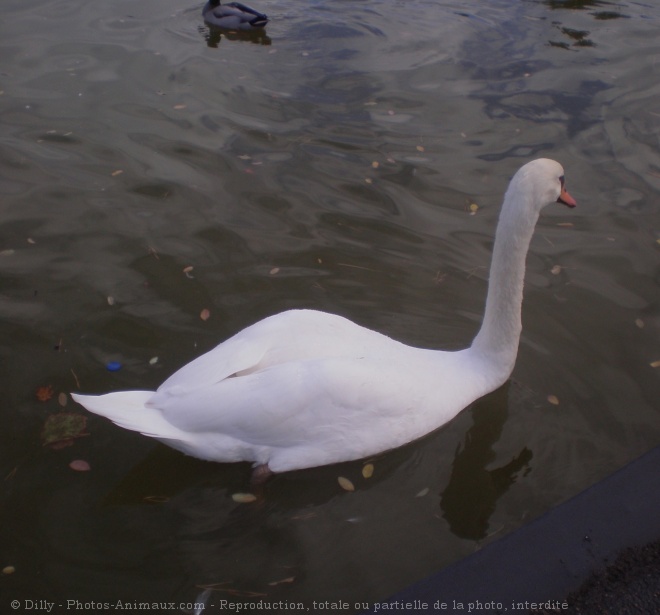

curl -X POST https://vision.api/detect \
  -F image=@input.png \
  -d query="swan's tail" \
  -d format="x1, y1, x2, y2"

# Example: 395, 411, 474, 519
71, 391, 190, 442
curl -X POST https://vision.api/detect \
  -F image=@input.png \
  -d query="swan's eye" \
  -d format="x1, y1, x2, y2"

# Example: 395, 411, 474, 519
559, 175, 565, 188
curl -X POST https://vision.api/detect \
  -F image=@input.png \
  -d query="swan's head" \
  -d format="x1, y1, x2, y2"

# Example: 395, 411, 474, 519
512, 159, 577, 211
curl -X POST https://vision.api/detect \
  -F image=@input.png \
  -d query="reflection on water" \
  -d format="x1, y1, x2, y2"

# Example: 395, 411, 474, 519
202, 26, 272, 48
1, 0, 659, 610
441, 383, 533, 541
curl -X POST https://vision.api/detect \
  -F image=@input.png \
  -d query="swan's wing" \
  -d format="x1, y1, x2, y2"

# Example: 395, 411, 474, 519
156, 310, 399, 397
152, 356, 427, 450
156, 335, 268, 397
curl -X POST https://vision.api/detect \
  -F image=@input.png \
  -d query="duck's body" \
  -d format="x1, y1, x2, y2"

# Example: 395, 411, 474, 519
202, 0, 268, 30
73, 159, 576, 475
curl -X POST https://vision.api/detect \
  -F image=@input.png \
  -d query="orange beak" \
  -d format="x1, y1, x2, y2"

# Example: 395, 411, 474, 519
558, 185, 577, 208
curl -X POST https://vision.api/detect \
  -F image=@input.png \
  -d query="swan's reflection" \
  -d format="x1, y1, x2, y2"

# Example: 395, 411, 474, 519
441, 382, 533, 540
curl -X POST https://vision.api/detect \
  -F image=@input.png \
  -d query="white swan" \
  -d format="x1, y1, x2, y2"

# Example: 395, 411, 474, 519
72, 159, 576, 479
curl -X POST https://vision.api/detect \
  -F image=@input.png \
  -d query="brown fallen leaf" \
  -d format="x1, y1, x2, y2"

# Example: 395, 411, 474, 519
58, 392, 68, 407
547, 394, 560, 405
36, 385, 55, 402
200, 308, 211, 321
362, 463, 374, 479
650, 360, 660, 368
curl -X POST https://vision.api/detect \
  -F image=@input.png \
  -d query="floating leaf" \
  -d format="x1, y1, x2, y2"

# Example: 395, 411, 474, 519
232, 492, 257, 504
107, 295, 115, 306
183, 266, 194, 279
269, 267, 280, 275
469, 203, 479, 214
149, 356, 159, 365
111, 169, 123, 177
200, 308, 211, 321
635, 318, 644, 329
547, 394, 560, 405
173, 104, 186, 110
416, 145, 425, 152
2, 566, 15, 575
556, 222, 574, 228
143, 495, 170, 503
371, 161, 379, 169
337, 476, 355, 492
268, 576, 295, 587
41, 413, 88, 448
58, 392, 68, 407
650, 360, 660, 368
69, 459, 91, 472
416, 487, 430, 498
550, 265, 562, 275
36, 385, 54, 402
365, 177, 373, 184
362, 463, 374, 479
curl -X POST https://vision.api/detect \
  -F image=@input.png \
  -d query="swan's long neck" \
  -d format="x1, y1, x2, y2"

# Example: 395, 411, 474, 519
470, 181, 540, 378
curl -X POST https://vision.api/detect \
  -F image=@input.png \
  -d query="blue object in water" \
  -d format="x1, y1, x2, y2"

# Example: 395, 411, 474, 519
106, 361, 122, 372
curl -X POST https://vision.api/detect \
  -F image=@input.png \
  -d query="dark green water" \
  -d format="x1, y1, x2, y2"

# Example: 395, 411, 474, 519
1, 0, 658, 612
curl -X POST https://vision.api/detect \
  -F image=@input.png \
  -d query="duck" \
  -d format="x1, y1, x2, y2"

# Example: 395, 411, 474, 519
202, 0, 268, 31
72, 159, 576, 481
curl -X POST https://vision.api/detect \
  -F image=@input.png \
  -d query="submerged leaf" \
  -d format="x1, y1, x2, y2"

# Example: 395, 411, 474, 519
547, 394, 560, 406
36, 385, 55, 402
41, 413, 88, 448
362, 463, 374, 479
